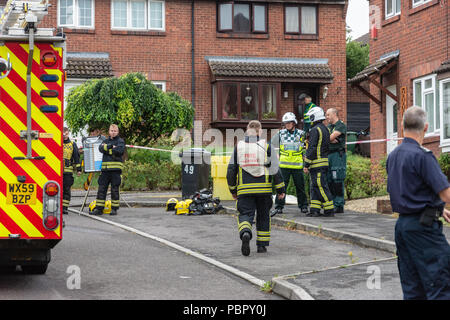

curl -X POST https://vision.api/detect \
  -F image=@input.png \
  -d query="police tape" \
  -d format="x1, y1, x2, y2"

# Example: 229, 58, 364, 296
345, 137, 404, 145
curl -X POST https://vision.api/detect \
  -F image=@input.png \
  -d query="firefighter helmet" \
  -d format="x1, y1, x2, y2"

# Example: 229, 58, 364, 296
166, 198, 178, 211
305, 106, 325, 122
175, 201, 189, 215
282, 112, 297, 124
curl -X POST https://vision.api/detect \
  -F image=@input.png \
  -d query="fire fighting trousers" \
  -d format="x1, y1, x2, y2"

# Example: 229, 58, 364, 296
236, 195, 272, 247
309, 169, 334, 214
96, 170, 121, 210
275, 168, 308, 210
62, 173, 74, 210
327, 151, 347, 208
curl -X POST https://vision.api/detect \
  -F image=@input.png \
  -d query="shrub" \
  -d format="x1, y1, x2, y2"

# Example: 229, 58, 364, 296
121, 160, 181, 191
438, 153, 450, 179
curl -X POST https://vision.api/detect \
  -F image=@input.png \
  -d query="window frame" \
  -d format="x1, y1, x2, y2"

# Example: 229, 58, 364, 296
439, 78, 450, 146
110, 0, 165, 31
152, 81, 166, 92
412, 0, 432, 8
214, 82, 281, 122
413, 74, 440, 136
58, 0, 95, 29
217, 1, 268, 34
385, 0, 401, 19
284, 4, 318, 36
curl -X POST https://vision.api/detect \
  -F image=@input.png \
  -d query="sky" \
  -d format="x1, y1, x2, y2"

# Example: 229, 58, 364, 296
346, 0, 370, 40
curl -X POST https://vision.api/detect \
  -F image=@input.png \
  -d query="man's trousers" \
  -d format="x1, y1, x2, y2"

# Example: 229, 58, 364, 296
96, 170, 121, 210
237, 195, 272, 247
395, 214, 450, 300
62, 173, 74, 212
309, 168, 334, 214
327, 151, 346, 209
275, 168, 308, 210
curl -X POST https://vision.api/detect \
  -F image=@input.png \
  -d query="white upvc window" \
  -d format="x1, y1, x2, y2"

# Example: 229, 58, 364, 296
385, 0, 401, 19
413, 74, 440, 135
111, 0, 165, 31
152, 81, 166, 92
58, 0, 95, 28
412, 0, 432, 8
440, 78, 450, 147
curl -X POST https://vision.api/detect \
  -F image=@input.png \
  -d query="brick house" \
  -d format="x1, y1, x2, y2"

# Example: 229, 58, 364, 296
0, 0, 349, 144
349, 0, 450, 164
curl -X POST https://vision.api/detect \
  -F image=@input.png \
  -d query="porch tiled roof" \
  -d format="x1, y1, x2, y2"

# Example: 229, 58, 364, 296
434, 60, 450, 74
348, 55, 397, 84
205, 56, 334, 81
66, 52, 114, 79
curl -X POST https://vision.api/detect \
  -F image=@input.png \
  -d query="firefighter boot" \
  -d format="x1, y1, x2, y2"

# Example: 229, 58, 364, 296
63, 207, 68, 215
257, 246, 267, 253
90, 207, 103, 216
241, 231, 251, 257
270, 207, 283, 217
110, 208, 118, 216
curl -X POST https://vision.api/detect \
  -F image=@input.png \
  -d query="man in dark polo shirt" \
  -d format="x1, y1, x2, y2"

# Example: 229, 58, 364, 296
386, 106, 450, 300
326, 108, 347, 213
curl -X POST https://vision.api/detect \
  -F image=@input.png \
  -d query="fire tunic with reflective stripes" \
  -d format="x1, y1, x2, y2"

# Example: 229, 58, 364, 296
99, 136, 125, 172
304, 122, 330, 170
227, 136, 285, 197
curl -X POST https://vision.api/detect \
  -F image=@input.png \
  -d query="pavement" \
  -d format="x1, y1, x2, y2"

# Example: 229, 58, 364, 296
69, 190, 450, 300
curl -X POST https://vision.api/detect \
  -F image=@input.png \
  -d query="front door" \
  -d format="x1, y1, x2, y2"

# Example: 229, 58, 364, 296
386, 85, 398, 154
294, 87, 318, 130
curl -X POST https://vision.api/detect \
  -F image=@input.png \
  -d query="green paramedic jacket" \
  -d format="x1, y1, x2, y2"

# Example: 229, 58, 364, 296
304, 122, 330, 170
227, 136, 286, 197
99, 135, 125, 172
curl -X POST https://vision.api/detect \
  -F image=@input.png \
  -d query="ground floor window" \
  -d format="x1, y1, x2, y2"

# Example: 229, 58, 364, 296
213, 82, 280, 122
413, 74, 440, 135
440, 78, 450, 144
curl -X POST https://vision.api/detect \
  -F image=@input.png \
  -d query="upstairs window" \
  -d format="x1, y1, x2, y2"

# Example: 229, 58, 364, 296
218, 2, 267, 33
111, 0, 165, 31
284, 5, 317, 35
385, 0, 401, 19
414, 75, 440, 135
412, 0, 432, 8
59, 0, 95, 28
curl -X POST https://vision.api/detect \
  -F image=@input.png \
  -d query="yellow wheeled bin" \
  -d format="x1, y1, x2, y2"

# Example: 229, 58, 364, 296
210, 155, 234, 200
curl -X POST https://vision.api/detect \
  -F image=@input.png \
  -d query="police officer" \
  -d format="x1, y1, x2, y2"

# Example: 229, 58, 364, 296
303, 106, 334, 217
227, 120, 286, 256
270, 112, 308, 216
62, 127, 82, 215
302, 94, 316, 134
326, 108, 347, 213
386, 106, 450, 300
91, 124, 125, 216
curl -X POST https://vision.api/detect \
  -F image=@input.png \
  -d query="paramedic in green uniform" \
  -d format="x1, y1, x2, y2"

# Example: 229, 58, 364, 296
302, 95, 316, 134
326, 108, 347, 213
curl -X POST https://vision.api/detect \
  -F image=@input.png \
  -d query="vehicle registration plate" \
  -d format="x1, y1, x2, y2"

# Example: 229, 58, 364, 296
6, 183, 37, 205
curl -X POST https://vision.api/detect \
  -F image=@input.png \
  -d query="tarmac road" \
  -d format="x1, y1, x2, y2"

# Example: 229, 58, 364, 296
0, 213, 282, 300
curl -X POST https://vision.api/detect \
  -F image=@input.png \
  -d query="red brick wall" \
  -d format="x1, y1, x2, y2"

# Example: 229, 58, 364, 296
41, 1, 347, 143
368, 0, 448, 163
347, 82, 370, 103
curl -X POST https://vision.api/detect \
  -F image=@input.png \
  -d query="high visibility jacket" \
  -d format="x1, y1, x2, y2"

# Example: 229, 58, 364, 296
63, 138, 82, 174
227, 136, 285, 197
276, 128, 305, 169
304, 122, 330, 170
99, 135, 125, 172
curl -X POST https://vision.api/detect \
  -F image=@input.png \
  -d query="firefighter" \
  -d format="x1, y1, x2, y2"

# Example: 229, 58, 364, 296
303, 107, 334, 217
62, 127, 82, 215
325, 108, 347, 213
301, 94, 316, 134
227, 120, 286, 256
270, 112, 308, 216
91, 124, 125, 216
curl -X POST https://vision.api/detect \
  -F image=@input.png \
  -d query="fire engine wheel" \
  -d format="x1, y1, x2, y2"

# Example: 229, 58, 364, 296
21, 264, 48, 275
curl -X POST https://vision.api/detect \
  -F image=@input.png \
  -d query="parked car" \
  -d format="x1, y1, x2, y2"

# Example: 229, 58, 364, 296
354, 127, 370, 157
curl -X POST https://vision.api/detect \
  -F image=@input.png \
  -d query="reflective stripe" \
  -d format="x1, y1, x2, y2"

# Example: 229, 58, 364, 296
237, 188, 272, 195
238, 221, 252, 232
317, 172, 330, 203
237, 183, 272, 190
275, 182, 285, 189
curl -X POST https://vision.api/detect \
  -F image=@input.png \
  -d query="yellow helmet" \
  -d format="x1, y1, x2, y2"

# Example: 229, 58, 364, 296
166, 198, 178, 211
175, 200, 189, 215
89, 200, 111, 214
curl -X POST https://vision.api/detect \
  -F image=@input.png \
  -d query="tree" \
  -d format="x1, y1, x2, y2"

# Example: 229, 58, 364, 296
346, 40, 370, 80
65, 72, 194, 145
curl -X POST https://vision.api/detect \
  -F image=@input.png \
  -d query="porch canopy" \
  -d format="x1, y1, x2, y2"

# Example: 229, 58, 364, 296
206, 56, 334, 84
348, 51, 399, 108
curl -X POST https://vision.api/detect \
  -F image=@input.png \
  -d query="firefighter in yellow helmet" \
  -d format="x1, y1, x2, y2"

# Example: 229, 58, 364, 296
62, 127, 81, 215
227, 120, 285, 256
